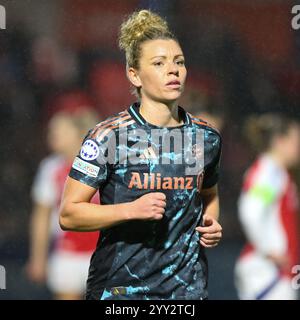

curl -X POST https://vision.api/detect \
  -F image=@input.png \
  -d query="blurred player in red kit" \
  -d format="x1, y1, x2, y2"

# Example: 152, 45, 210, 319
235, 114, 300, 300
26, 109, 99, 300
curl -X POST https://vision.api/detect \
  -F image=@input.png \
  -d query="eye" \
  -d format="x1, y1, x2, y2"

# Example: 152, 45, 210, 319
176, 60, 185, 66
153, 61, 164, 66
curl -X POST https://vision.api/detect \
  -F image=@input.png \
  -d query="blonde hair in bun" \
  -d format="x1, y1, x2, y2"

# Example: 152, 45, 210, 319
119, 9, 176, 69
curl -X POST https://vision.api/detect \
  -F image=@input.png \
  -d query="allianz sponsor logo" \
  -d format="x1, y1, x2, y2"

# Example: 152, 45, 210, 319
128, 172, 194, 190
128, 170, 205, 191
0, 5, 6, 30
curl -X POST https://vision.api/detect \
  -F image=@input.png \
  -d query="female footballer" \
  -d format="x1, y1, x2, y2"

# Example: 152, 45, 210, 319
59, 10, 222, 300
27, 110, 99, 299
235, 114, 300, 300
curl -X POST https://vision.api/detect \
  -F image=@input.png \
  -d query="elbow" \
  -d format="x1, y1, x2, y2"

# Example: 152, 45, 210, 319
59, 215, 70, 231
59, 203, 77, 231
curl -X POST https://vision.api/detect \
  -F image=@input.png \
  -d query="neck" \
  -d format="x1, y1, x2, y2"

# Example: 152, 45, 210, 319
61, 147, 80, 163
266, 150, 287, 169
139, 97, 183, 127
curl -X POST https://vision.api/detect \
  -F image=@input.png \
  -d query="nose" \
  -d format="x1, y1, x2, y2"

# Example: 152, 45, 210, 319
167, 62, 179, 76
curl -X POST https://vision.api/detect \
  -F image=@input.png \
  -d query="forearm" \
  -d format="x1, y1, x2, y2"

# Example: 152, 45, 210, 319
201, 185, 220, 221
196, 185, 222, 248
29, 205, 51, 262
59, 201, 132, 231
60, 177, 166, 231
203, 196, 219, 221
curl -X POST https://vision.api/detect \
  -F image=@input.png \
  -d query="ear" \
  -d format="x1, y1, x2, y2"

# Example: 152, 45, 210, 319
127, 67, 142, 89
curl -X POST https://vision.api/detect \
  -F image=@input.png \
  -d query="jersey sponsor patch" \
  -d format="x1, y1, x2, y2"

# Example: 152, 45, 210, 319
72, 157, 100, 177
80, 139, 99, 161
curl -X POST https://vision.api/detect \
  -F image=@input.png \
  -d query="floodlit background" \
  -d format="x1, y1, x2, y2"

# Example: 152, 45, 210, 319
0, 0, 299, 299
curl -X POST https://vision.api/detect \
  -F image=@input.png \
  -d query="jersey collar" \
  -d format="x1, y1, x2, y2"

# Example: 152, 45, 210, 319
128, 102, 191, 128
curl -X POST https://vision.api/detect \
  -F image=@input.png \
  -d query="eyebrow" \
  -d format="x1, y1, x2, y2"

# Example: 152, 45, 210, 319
150, 54, 185, 60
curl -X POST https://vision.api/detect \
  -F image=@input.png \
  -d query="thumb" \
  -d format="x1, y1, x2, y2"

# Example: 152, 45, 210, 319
202, 215, 213, 227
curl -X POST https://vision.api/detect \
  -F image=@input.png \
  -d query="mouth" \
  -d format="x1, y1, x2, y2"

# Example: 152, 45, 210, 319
166, 80, 181, 89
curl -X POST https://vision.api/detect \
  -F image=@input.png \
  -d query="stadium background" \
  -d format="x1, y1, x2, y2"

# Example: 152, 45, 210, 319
0, 0, 299, 299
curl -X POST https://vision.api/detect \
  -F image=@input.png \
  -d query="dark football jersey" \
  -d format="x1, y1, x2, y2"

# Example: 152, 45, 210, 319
69, 102, 222, 300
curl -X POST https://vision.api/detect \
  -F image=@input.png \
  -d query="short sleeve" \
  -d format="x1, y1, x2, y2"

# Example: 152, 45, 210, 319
243, 161, 285, 206
31, 156, 59, 206
69, 132, 111, 189
202, 129, 222, 189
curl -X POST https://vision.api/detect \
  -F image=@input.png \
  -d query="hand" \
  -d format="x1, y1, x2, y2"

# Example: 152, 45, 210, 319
25, 259, 47, 284
266, 253, 290, 271
195, 215, 222, 248
129, 192, 166, 221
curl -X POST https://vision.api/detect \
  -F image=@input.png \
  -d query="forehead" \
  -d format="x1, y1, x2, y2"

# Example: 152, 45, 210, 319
289, 124, 300, 135
140, 39, 183, 59
49, 116, 72, 129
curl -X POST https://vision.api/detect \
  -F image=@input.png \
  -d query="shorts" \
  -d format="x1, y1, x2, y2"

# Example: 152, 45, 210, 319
235, 253, 297, 300
47, 250, 92, 295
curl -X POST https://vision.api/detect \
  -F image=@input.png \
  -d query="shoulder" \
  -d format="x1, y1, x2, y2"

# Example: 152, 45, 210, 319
244, 156, 287, 198
258, 156, 287, 190
32, 154, 63, 191
38, 154, 64, 172
86, 109, 135, 144
188, 113, 222, 155
188, 112, 221, 139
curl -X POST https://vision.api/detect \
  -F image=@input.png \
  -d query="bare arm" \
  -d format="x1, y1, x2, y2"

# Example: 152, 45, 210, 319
59, 177, 167, 231
26, 203, 51, 283
195, 185, 222, 248
201, 184, 220, 221
239, 192, 289, 270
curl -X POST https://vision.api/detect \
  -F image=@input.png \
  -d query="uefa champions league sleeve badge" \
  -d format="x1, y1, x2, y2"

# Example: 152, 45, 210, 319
80, 139, 100, 161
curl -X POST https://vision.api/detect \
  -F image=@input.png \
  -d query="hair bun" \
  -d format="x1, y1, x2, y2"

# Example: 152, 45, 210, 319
119, 10, 170, 53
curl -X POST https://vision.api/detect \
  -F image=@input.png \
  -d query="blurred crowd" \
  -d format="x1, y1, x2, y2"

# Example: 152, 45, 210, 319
0, 0, 299, 299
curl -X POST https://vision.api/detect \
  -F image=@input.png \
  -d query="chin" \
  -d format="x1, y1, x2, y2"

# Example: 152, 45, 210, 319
162, 92, 182, 102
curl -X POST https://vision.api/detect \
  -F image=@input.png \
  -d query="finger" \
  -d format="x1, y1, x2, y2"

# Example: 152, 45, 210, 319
153, 213, 164, 220
196, 226, 221, 234
200, 239, 211, 247
153, 192, 166, 201
201, 235, 222, 242
200, 239, 219, 248
156, 207, 165, 214
150, 206, 163, 215
200, 232, 222, 240
155, 200, 167, 208
202, 215, 213, 227
200, 237, 220, 245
